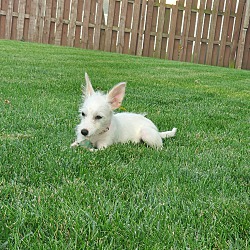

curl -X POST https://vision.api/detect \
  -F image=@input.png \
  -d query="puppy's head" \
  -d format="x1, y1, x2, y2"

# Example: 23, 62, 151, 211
77, 73, 126, 138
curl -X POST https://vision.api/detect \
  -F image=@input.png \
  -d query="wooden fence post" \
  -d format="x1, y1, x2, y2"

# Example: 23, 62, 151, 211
167, 1, 178, 60
142, 0, 154, 57
218, 0, 232, 67
82, 0, 91, 49
179, 0, 192, 62
28, 0, 38, 42
193, 0, 205, 63
94, 0, 104, 50
42, 0, 51, 44
74, 0, 84, 48
11, 0, 19, 40
229, 0, 245, 68
206, 0, 219, 65
67, 0, 78, 47
117, 0, 128, 53
130, 0, 140, 55
136, 0, 147, 56
236, 0, 250, 69
54, 0, 64, 45
16, 0, 26, 40
4, 0, 14, 39
154, 0, 166, 58
104, 0, 115, 52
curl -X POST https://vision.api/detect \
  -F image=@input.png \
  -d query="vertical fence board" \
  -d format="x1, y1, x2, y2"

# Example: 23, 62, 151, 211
99, 8, 106, 51
74, 0, 84, 47
155, 0, 166, 58
68, 0, 78, 47
35, 0, 45, 43
123, 1, 133, 54
117, 0, 128, 53
186, 0, 198, 62
88, 0, 96, 49
224, 0, 236, 67
179, 0, 192, 61
173, 0, 184, 61
242, 21, 250, 69
48, 0, 57, 44
130, 0, 140, 55
230, 0, 245, 67
211, 0, 224, 66
199, 0, 212, 64
244, 0, 250, 70
28, 0, 38, 42
104, 0, 115, 52
148, 0, 158, 57
218, 0, 232, 66
82, 0, 91, 49
23, 0, 31, 41
5, 0, 14, 39
136, 0, 147, 56
43, 0, 52, 43
11, 0, 19, 40
0, 0, 7, 38
206, 0, 220, 65
241, 0, 250, 69
61, 0, 70, 46
16, 0, 26, 40
94, 0, 104, 50
239, 0, 250, 69
160, 5, 170, 59
111, 0, 120, 52
167, 1, 178, 60
242, 29, 250, 69
142, 0, 154, 56
54, 0, 64, 45
193, 0, 205, 63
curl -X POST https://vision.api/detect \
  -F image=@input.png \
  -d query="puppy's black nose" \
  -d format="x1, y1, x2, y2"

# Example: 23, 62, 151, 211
81, 129, 89, 136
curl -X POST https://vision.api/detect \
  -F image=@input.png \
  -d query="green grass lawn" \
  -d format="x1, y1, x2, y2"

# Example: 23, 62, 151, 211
0, 40, 249, 249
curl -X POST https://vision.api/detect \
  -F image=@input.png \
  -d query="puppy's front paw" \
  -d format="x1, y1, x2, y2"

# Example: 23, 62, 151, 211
70, 141, 79, 147
172, 128, 177, 135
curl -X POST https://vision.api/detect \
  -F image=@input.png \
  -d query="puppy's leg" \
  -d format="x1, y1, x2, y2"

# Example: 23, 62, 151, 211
96, 141, 110, 150
159, 128, 177, 139
71, 126, 86, 147
140, 127, 163, 149
71, 141, 79, 147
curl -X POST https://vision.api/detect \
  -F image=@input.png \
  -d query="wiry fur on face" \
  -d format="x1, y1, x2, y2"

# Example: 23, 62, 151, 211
77, 92, 113, 137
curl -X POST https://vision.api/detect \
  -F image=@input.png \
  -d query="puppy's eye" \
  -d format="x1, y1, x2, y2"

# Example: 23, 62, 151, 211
95, 115, 102, 120
81, 112, 86, 117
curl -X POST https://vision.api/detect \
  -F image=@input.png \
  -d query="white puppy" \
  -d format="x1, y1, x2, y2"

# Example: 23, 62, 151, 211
71, 73, 177, 150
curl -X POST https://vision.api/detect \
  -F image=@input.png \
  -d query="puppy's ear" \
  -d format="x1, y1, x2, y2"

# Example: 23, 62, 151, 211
84, 72, 95, 97
107, 82, 126, 110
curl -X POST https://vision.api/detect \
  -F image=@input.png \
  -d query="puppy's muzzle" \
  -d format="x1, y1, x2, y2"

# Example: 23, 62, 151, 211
81, 129, 89, 136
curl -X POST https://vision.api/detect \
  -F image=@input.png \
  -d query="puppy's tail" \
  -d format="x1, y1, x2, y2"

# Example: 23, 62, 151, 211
160, 128, 177, 139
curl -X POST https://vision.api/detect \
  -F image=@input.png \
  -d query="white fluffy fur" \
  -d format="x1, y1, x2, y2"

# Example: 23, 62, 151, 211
71, 73, 177, 150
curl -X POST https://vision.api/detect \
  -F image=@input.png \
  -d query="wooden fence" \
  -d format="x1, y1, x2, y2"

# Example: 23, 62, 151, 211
0, 0, 250, 69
